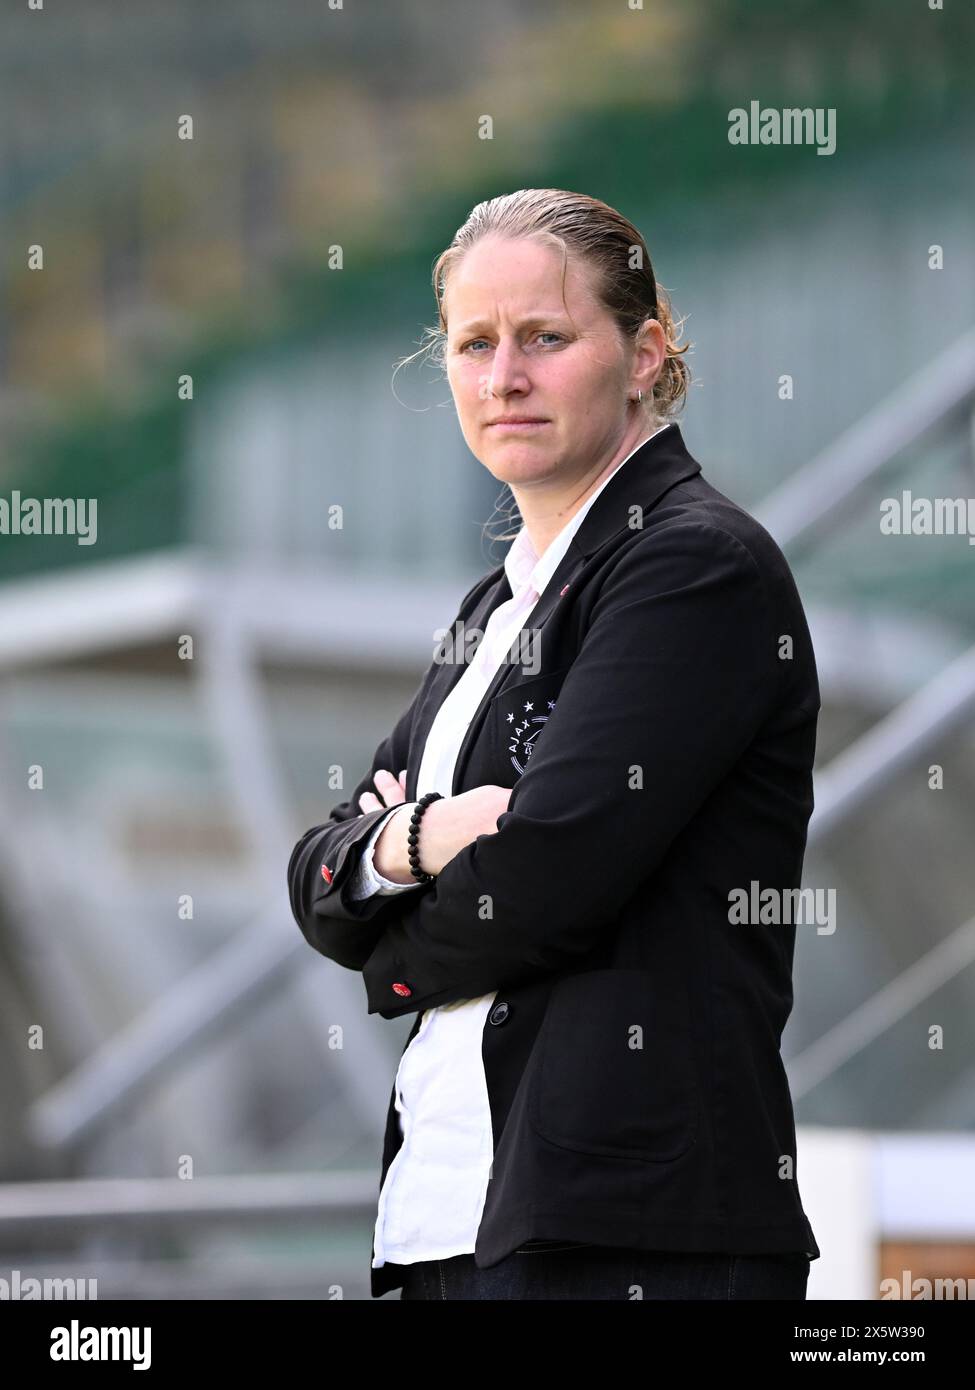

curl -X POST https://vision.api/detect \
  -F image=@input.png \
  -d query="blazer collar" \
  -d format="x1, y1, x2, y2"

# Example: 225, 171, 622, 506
490, 421, 703, 638
567, 421, 701, 560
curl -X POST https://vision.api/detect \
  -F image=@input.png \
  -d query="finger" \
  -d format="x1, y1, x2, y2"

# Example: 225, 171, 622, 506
374, 769, 405, 805
399, 769, 407, 785
359, 791, 382, 812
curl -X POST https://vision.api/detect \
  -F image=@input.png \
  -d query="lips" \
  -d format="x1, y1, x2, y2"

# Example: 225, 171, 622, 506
487, 418, 549, 427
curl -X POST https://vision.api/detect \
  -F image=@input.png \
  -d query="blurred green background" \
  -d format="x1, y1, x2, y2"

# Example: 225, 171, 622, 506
1, 0, 973, 1301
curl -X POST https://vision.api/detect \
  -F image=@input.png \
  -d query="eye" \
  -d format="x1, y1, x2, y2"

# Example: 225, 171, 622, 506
457, 331, 565, 354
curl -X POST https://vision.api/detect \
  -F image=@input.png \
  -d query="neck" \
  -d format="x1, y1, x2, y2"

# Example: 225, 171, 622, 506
514, 419, 658, 558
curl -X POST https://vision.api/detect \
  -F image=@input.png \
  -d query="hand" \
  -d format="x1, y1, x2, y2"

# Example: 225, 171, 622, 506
358, 768, 409, 815
360, 774, 513, 882
356, 768, 411, 884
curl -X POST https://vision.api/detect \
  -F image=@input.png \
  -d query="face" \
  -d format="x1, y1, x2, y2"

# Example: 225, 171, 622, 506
443, 235, 663, 495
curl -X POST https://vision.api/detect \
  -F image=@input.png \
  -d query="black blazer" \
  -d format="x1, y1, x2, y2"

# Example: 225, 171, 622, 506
287, 423, 822, 1297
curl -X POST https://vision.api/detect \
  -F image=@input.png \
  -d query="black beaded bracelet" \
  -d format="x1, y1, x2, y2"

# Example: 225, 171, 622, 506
408, 791, 443, 883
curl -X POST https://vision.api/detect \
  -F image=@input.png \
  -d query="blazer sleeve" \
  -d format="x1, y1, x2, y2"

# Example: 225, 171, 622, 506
287, 572, 489, 971
286, 686, 428, 971
357, 521, 786, 1018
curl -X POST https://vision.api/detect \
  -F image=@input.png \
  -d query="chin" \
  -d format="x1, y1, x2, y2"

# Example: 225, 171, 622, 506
482, 432, 558, 462
484, 450, 557, 484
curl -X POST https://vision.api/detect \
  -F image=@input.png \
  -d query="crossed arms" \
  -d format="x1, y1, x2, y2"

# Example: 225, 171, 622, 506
287, 522, 780, 1018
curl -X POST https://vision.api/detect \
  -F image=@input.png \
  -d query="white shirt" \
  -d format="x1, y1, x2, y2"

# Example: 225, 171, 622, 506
350, 425, 671, 1270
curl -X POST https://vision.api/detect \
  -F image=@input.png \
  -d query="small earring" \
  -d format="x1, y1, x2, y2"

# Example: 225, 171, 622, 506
631, 389, 643, 404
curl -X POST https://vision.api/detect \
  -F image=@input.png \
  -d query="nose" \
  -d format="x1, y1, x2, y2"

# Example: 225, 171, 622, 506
487, 338, 531, 399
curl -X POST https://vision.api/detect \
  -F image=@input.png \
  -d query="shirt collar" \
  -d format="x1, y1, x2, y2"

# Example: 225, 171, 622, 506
503, 423, 672, 598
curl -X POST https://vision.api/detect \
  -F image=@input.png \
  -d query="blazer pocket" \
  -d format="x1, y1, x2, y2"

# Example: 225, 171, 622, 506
490, 664, 572, 779
528, 968, 698, 1163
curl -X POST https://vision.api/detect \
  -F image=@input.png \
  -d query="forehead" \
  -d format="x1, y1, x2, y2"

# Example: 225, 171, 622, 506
445, 236, 601, 330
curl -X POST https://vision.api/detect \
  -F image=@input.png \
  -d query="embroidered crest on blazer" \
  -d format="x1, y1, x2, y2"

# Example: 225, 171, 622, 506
497, 667, 570, 776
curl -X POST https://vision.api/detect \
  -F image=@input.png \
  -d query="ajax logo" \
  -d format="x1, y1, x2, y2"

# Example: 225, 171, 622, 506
501, 692, 559, 776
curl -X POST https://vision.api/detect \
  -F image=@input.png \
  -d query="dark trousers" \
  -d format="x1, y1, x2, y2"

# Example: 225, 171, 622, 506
399, 1244, 810, 1300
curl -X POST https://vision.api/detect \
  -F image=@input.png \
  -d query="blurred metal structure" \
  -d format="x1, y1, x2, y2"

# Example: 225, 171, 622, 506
757, 325, 975, 552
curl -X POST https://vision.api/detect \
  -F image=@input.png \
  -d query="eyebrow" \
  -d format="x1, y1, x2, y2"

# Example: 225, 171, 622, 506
450, 312, 570, 336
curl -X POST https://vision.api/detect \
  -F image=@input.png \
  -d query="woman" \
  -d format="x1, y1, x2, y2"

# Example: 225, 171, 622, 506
287, 188, 821, 1300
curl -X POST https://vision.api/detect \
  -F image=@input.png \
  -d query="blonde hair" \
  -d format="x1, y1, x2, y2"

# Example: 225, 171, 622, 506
395, 188, 692, 551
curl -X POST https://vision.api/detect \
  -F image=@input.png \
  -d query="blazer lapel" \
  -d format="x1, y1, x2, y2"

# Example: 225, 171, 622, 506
406, 568, 510, 802
448, 546, 586, 793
